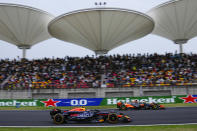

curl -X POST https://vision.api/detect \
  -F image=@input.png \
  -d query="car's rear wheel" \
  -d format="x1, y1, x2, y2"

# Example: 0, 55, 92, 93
121, 104, 127, 110
53, 114, 64, 124
107, 113, 118, 124
152, 104, 159, 110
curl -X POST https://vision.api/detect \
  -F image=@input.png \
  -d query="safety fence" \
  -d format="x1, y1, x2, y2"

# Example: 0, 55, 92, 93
2, 81, 197, 90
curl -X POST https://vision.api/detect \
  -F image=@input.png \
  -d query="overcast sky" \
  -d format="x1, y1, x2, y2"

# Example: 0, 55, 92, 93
0, 0, 197, 59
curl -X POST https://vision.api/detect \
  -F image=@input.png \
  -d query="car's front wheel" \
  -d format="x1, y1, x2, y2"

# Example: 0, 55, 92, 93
152, 104, 159, 110
107, 113, 118, 124
53, 114, 64, 124
120, 104, 127, 110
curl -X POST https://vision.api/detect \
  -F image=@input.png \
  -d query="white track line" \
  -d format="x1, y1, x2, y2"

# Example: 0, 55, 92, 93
0, 123, 197, 128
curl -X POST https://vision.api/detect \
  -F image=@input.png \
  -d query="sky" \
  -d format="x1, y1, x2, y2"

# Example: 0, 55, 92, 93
0, 0, 197, 59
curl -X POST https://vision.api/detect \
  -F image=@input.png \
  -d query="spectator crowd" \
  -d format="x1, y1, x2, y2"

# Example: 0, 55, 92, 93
1, 53, 197, 89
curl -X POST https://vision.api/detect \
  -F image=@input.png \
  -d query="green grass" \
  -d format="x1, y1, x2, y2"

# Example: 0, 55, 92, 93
0, 124, 197, 131
0, 103, 197, 110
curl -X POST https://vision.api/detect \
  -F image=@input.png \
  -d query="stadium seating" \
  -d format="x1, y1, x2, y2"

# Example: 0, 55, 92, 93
1, 53, 197, 89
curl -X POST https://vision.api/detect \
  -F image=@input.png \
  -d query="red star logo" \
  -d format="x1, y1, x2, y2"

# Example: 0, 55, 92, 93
41, 99, 60, 107
180, 95, 197, 103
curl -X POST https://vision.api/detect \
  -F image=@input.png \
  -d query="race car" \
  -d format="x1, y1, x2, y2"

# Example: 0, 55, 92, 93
117, 101, 165, 110
50, 107, 131, 124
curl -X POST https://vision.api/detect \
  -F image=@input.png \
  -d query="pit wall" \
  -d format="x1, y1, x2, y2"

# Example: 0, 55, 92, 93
0, 86, 197, 99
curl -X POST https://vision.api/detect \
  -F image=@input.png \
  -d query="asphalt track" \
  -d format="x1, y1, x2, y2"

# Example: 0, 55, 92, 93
0, 107, 197, 126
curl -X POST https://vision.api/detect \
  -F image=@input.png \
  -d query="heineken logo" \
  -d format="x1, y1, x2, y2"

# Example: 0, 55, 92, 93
0, 100, 38, 106
106, 96, 176, 105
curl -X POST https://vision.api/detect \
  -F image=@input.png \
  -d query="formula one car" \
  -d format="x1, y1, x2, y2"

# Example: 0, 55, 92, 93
50, 107, 131, 124
117, 101, 165, 110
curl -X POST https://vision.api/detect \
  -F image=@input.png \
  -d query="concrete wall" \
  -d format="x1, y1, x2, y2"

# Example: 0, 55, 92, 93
105, 91, 133, 97
32, 93, 59, 99
68, 92, 96, 98
0, 86, 197, 99
143, 90, 171, 96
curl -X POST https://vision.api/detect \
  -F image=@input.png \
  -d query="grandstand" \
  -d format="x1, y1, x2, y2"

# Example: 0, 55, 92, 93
0, 53, 197, 99
0, 0, 197, 99
1, 53, 197, 89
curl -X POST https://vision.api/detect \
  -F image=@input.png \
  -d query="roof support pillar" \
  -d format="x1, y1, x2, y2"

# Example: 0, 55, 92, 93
179, 43, 183, 54
22, 48, 27, 59
174, 39, 188, 54
95, 50, 108, 56
18, 45, 31, 59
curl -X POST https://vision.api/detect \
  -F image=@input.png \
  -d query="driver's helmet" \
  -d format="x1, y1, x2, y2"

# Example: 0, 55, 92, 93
70, 107, 86, 111
117, 101, 123, 106
135, 100, 138, 103
81, 106, 86, 111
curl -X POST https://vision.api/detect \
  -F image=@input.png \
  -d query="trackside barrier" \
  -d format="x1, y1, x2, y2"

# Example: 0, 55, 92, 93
100, 95, 197, 105
16, 103, 20, 108
0, 95, 196, 107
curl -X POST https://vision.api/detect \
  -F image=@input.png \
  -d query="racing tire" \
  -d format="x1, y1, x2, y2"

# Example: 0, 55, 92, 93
50, 109, 62, 118
53, 114, 64, 124
152, 104, 159, 110
120, 104, 127, 110
107, 113, 119, 124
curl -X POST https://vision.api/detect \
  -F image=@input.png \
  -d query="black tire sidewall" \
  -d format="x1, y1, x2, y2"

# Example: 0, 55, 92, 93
53, 114, 64, 124
107, 114, 118, 124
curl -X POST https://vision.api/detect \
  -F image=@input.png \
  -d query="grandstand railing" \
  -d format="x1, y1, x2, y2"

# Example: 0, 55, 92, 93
2, 81, 197, 90
2, 81, 98, 89
105, 82, 197, 88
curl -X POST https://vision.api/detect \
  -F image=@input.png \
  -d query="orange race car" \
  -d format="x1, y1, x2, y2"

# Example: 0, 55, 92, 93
117, 101, 165, 110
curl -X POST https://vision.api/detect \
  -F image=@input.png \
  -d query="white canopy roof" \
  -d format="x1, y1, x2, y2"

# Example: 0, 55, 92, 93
148, 0, 197, 44
48, 8, 154, 54
0, 3, 54, 49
